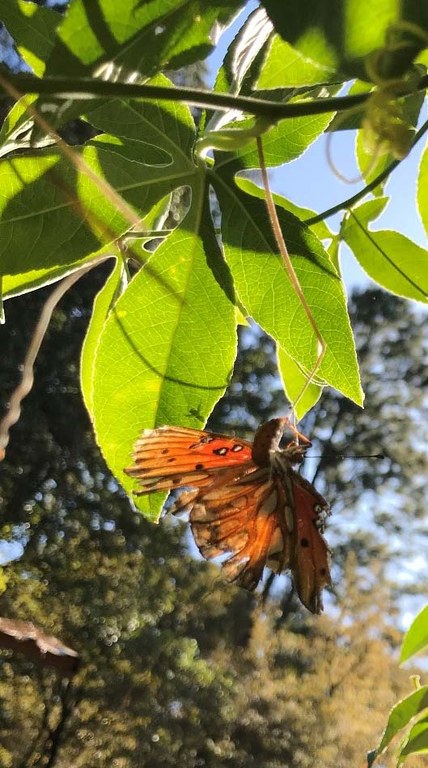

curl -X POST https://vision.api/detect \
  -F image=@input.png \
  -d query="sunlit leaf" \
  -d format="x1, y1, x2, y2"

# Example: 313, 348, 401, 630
214, 172, 363, 406
47, 0, 241, 77
398, 712, 428, 764
215, 107, 334, 172
257, 34, 335, 88
417, 137, 428, 238
81, 255, 125, 414
90, 192, 237, 519
235, 176, 334, 241
374, 686, 428, 755
341, 200, 428, 304
277, 345, 323, 419
400, 605, 428, 664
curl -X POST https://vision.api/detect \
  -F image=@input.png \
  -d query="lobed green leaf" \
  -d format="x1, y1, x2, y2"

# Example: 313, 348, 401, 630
81, 255, 125, 414
257, 34, 335, 89
0, 140, 171, 287
277, 345, 323, 419
90, 189, 237, 519
215, 108, 334, 172
46, 0, 242, 78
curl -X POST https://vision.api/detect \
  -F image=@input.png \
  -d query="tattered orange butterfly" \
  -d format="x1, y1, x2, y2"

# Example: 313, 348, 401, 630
125, 418, 331, 613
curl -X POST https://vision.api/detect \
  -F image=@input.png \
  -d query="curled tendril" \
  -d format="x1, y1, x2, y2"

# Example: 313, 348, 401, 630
361, 87, 415, 160
362, 21, 428, 160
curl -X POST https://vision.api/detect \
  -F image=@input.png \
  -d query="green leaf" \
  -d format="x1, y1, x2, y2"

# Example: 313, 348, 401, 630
417, 138, 428, 238
277, 345, 322, 419
213, 173, 363, 406
46, 0, 241, 77
2, 183, 171, 301
355, 131, 391, 196
375, 686, 428, 755
83, 75, 196, 151
0, 78, 198, 296
400, 605, 428, 664
0, 83, 198, 293
1, 0, 59, 75
90, 188, 237, 520
235, 176, 334, 242
347, 197, 390, 225
341, 201, 428, 303
260, 0, 341, 72
0, 140, 167, 281
212, 6, 273, 99
215, 107, 334, 172
398, 712, 428, 764
0, 95, 36, 153
260, 0, 428, 80
257, 34, 335, 88
81, 255, 125, 414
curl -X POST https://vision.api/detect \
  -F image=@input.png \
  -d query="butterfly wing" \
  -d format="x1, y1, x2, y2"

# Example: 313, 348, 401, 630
188, 469, 293, 591
288, 472, 331, 614
187, 465, 331, 613
124, 426, 253, 494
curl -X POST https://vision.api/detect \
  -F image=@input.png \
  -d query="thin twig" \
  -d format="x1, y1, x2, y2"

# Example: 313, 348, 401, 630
256, 136, 326, 417
0, 260, 107, 461
306, 118, 428, 225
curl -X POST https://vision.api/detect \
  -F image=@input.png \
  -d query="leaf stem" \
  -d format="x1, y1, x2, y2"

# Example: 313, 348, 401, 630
0, 72, 417, 119
2, 72, 427, 120
256, 137, 326, 417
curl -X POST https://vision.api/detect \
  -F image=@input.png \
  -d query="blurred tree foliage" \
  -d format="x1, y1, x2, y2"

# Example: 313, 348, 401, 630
0, 277, 426, 767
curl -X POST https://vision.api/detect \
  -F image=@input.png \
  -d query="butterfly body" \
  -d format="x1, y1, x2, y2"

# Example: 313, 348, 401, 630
125, 418, 331, 613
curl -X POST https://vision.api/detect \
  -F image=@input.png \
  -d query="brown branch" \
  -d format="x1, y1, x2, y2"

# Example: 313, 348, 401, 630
0, 617, 79, 677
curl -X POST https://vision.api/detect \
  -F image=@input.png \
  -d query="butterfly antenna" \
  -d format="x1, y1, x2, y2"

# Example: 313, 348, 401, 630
309, 452, 385, 460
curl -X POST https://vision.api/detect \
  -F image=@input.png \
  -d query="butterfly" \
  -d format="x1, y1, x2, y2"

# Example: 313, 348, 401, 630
124, 418, 331, 613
